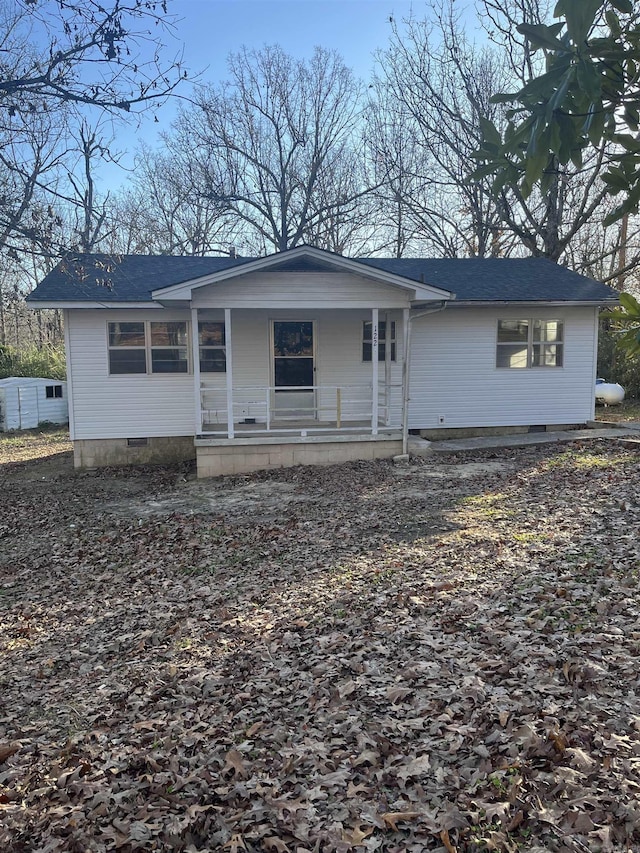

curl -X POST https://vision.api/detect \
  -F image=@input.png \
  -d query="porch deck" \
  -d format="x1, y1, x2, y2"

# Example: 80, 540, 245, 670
196, 419, 403, 445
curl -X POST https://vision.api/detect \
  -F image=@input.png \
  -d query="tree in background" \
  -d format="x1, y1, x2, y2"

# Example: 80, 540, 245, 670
173, 45, 367, 253
372, 0, 637, 273
0, 0, 188, 353
474, 0, 640, 362
475, 0, 639, 222
0, 0, 186, 256
110, 139, 239, 256
371, 8, 512, 258
0, 0, 185, 117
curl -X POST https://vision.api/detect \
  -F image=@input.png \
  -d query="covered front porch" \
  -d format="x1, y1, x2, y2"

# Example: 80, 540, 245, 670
147, 244, 453, 476
188, 306, 408, 476
190, 306, 410, 440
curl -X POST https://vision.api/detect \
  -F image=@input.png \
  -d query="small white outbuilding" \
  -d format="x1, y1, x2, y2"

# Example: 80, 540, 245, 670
0, 377, 69, 431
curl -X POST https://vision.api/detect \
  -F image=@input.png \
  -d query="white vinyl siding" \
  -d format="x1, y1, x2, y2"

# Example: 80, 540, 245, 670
66, 301, 598, 440
316, 311, 403, 423
408, 306, 598, 429
191, 272, 412, 309
67, 308, 405, 438
67, 309, 195, 439
200, 308, 404, 426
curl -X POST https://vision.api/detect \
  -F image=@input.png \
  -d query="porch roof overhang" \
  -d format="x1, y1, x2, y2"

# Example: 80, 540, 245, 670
151, 245, 454, 306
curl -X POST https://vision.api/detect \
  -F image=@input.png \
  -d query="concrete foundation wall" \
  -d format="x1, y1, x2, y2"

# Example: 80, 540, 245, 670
196, 439, 404, 478
73, 436, 196, 468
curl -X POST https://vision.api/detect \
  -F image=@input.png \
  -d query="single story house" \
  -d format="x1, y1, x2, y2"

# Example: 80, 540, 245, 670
27, 245, 618, 477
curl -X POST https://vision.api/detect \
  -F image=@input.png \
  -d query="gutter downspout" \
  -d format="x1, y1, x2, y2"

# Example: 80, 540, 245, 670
402, 300, 449, 455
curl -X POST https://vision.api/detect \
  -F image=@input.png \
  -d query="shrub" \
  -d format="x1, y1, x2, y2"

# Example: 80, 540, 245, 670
0, 344, 66, 381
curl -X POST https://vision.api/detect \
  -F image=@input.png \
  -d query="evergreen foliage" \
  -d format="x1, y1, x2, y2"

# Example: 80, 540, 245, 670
0, 344, 66, 381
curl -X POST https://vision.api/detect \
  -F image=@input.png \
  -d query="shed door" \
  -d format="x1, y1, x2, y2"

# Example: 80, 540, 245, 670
272, 321, 316, 419
18, 387, 39, 429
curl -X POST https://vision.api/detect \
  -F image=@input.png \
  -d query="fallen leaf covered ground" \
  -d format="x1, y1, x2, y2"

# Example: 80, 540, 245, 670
1, 431, 640, 852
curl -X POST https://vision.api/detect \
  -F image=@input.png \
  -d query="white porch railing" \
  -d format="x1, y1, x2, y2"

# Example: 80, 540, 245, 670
199, 382, 403, 436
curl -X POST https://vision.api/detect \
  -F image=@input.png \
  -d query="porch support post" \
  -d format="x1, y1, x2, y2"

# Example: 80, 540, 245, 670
401, 307, 411, 455
191, 308, 201, 434
225, 308, 234, 439
384, 311, 391, 426
371, 307, 379, 435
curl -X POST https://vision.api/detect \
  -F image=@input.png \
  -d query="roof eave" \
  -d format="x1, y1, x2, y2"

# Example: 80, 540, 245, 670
446, 299, 618, 308
26, 300, 161, 309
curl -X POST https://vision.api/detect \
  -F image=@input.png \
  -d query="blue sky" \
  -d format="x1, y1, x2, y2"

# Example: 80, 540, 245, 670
101, 0, 476, 189
178, 0, 413, 80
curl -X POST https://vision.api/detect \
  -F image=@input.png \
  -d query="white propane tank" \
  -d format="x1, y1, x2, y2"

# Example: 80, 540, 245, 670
595, 378, 625, 405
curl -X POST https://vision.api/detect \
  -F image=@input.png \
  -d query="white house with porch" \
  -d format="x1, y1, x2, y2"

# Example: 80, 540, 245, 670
27, 246, 618, 477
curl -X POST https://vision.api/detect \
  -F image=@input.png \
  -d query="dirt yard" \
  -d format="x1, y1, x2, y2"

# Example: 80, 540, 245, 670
1, 430, 640, 852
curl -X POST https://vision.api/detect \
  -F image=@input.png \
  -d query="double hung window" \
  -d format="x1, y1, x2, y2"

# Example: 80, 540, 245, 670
199, 322, 226, 372
496, 320, 563, 368
150, 322, 188, 373
363, 320, 396, 362
108, 321, 188, 374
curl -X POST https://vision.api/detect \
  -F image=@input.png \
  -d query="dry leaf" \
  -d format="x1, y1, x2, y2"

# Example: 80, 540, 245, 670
223, 748, 249, 778
440, 828, 457, 853
224, 834, 248, 852
262, 838, 291, 852
0, 743, 20, 763
342, 824, 373, 845
2, 433, 640, 853
381, 811, 423, 831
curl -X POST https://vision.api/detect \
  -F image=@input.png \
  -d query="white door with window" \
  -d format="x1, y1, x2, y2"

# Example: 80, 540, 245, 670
272, 321, 316, 419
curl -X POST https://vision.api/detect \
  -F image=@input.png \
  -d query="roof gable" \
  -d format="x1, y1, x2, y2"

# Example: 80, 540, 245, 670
151, 245, 452, 302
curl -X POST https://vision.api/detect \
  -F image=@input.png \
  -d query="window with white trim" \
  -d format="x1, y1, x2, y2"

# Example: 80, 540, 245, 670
199, 321, 226, 372
45, 384, 63, 398
108, 321, 188, 374
363, 320, 396, 362
496, 319, 563, 368
108, 322, 147, 374
150, 322, 188, 373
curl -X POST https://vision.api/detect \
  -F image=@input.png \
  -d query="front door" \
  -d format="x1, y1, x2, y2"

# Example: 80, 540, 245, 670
272, 321, 315, 420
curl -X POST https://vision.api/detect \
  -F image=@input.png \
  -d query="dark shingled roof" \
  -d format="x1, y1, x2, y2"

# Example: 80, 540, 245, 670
27, 252, 618, 304
358, 256, 617, 302
27, 254, 251, 303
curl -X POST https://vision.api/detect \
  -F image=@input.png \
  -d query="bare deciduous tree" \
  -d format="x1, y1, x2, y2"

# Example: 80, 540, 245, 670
175, 45, 366, 253
374, 0, 633, 273
373, 7, 513, 258
0, 0, 185, 118
112, 138, 239, 256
